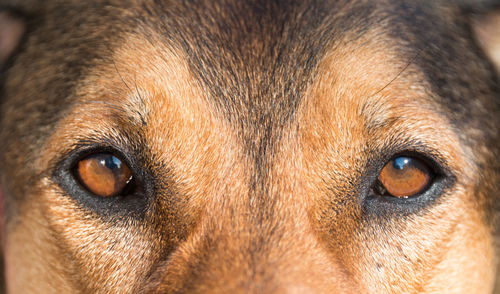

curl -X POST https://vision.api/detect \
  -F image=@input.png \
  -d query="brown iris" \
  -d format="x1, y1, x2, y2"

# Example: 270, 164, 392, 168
76, 153, 132, 197
377, 156, 433, 198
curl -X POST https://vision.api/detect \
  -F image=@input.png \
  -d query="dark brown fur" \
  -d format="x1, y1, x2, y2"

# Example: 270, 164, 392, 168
0, 0, 500, 293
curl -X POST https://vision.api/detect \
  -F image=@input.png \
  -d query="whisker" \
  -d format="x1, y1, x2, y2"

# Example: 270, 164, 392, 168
105, 44, 133, 93
70, 100, 128, 114
369, 50, 421, 98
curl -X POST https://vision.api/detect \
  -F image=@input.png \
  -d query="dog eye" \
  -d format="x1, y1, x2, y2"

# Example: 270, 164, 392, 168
75, 153, 132, 197
376, 156, 433, 198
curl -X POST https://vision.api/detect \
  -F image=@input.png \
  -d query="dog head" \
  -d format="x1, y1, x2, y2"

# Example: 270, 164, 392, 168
1, 1, 500, 293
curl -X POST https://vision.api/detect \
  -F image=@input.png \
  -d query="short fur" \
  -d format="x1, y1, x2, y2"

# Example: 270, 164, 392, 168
0, 0, 499, 293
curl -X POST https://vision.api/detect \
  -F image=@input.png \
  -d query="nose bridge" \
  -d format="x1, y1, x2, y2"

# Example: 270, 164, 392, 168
152, 208, 354, 294
182, 164, 302, 292
145, 132, 358, 294
177, 123, 348, 293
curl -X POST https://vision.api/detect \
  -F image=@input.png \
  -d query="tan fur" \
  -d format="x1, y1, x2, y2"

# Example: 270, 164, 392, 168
8, 29, 496, 293
1, 1, 500, 293
6, 34, 246, 293
297, 30, 494, 293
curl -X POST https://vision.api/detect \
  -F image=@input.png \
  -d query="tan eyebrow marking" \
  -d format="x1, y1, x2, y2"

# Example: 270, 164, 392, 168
358, 51, 422, 135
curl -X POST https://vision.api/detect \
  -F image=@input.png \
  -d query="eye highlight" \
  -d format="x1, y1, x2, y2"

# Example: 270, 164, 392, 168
75, 153, 132, 197
376, 156, 433, 198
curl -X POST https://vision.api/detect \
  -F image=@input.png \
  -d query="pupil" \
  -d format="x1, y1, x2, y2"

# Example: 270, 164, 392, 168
393, 157, 411, 170
103, 155, 121, 170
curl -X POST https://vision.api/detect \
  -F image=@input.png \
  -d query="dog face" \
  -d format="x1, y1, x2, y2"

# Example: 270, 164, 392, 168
1, 1, 500, 293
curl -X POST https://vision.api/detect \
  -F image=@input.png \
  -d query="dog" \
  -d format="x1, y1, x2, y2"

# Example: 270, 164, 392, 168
1, 0, 500, 293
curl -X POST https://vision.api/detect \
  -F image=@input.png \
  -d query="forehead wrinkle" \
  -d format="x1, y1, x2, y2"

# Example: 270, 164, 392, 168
139, 0, 384, 138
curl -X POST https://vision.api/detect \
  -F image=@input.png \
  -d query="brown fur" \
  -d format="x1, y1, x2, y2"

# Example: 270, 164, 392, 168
0, 0, 500, 293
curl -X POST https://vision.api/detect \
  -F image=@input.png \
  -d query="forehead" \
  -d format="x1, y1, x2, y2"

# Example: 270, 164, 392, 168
6, 0, 496, 145
116, 0, 496, 134
3, 0, 497, 209
39, 0, 480, 193
113, 1, 429, 142
140, 0, 378, 120
65, 0, 471, 208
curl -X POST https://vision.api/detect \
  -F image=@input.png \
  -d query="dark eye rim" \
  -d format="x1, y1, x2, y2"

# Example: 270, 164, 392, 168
52, 143, 153, 219
362, 148, 456, 216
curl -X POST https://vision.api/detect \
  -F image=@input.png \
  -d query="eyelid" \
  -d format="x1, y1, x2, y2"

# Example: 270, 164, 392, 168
50, 138, 131, 171
374, 141, 453, 179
